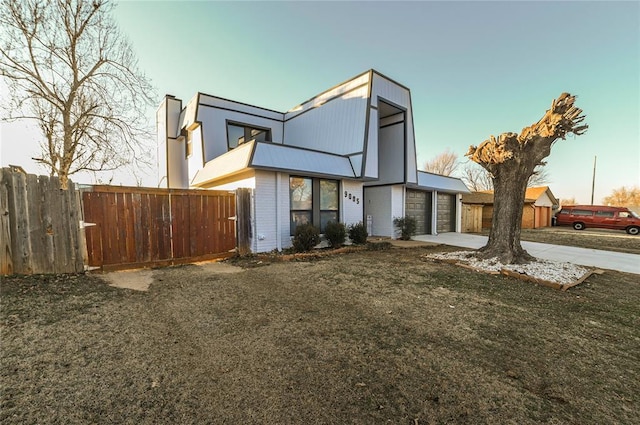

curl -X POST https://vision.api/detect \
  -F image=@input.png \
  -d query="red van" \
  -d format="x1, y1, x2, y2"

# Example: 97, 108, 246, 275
554, 205, 640, 235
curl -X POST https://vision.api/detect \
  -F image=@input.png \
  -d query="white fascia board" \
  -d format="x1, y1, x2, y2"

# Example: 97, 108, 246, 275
416, 171, 471, 193
251, 143, 356, 179
285, 72, 371, 120
190, 141, 255, 187
199, 94, 285, 121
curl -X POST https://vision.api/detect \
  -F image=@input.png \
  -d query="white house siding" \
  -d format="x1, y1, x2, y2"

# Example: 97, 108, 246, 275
157, 96, 190, 188
391, 185, 405, 231
534, 192, 554, 207
187, 124, 204, 184
196, 105, 284, 163
252, 170, 279, 253
364, 186, 394, 237
277, 173, 292, 251
341, 180, 364, 227
283, 85, 369, 155
285, 72, 370, 120
377, 122, 405, 184
364, 107, 379, 179
156, 99, 168, 187
370, 73, 418, 184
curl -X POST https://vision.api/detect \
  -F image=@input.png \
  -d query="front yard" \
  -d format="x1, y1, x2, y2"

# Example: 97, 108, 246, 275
2, 246, 639, 424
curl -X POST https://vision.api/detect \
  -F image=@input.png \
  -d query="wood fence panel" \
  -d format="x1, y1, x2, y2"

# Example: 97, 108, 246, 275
81, 186, 236, 271
0, 168, 84, 275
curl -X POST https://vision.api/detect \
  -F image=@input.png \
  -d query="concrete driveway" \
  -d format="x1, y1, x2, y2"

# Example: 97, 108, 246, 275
413, 233, 640, 275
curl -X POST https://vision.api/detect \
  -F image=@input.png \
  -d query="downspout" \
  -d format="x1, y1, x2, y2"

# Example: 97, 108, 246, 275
276, 172, 282, 251
456, 193, 462, 233
433, 190, 439, 235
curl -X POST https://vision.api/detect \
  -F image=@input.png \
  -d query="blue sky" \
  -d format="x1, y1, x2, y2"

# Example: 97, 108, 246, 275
1, 0, 638, 203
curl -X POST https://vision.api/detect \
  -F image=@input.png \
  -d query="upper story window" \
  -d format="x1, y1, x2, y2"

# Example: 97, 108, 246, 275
227, 122, 271, 150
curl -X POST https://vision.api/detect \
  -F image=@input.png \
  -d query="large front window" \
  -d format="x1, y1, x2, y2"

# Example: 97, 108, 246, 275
290, 177, 339, 235
227, 122, 271, 150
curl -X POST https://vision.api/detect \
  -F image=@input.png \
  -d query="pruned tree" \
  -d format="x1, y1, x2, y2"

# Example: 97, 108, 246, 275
423, 149, 459, 176
603, 186, 640, 206
466, 93, 587, 263
0, 0, 155, 188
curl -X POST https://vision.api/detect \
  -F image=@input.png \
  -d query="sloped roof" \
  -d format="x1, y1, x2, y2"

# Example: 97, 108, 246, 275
525, 186, 558, 205
191, 141, 357, 187
462, 191, 536, 205
415, 171, 470, 194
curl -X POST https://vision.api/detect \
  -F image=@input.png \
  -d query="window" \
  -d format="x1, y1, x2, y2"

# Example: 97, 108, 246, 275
572, 209, 593, 216
227, 122, 271, 150
595, 211, 614, 217
290, 177, 340, 235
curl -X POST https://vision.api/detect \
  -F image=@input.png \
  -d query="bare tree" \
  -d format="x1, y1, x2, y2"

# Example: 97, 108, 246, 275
423, 149, 459, 176
461, 161, 550, 192
459, 162, 494, 192
603, 186, 640, 206
560, 197, 577, 206
0, 0, 155, 188
466, 93, 587, 263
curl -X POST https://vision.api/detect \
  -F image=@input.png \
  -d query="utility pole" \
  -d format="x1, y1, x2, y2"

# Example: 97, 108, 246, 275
590, 156, 597, 205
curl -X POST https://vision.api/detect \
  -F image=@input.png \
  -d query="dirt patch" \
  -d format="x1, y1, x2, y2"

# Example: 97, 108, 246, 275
2, 247, 639, 424
98, 269, 155, 291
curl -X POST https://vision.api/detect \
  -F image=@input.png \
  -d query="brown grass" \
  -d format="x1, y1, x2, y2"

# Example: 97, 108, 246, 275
2, 246, 639, 424
481, 227, 640, 255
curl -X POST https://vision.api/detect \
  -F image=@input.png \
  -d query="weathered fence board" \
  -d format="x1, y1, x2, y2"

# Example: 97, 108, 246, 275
82, 186, 237, 271
0, 168, 84, 275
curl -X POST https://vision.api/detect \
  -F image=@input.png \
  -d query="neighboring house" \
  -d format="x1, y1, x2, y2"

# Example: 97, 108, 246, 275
461, 186, 559, 232
157, 69, 470, 252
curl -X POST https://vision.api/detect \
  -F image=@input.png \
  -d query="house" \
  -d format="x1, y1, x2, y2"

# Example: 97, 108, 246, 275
157, 69, 470, 252
461, 186, 559, 232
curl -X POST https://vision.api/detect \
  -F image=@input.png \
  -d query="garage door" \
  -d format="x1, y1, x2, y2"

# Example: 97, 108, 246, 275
437, 194, 456, 233
405, 190, 431, 235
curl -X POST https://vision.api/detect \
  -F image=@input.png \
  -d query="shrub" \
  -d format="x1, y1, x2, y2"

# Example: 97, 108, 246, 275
348, 221, 368, 245
324, 221, 347, 248
393, 216, 417, 240
292, 223, 320, 252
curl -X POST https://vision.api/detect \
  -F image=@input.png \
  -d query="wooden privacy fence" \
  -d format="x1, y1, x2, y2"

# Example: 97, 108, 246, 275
82, 186, 237, 271
0, 168, 85, 275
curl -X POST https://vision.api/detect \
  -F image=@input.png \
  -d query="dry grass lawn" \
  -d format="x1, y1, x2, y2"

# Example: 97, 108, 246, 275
2, 245, 639, 424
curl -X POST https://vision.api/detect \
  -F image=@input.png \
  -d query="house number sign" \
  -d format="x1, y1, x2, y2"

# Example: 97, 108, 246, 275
344, 191, 360, 204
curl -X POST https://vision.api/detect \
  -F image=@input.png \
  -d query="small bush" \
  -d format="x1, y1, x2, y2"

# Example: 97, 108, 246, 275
393, 216, 417, 240
324, 221, 346, 248
348, 222, 368, 245
292, 223, 320, 252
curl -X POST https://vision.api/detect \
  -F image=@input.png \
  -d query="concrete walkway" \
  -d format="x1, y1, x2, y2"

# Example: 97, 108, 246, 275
413, 233, 640, 275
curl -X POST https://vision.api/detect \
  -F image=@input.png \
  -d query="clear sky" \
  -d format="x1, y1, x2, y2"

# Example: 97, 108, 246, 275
1, 0, 639, 204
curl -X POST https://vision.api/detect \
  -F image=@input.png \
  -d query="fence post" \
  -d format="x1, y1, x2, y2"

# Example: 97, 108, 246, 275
0, 169, 13, 274
236, 188, 252, 255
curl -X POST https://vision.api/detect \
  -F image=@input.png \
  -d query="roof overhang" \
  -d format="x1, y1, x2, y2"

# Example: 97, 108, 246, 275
191, 141, 357, 187
413, 171, 471, 194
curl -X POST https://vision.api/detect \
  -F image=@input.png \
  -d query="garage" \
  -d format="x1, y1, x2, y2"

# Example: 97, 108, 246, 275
405, 189, 431, 235
436, 193, 456, 233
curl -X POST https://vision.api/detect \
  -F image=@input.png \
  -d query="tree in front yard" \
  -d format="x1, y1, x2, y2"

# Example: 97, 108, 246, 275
0, 0, 155, 188
466, 93, 587, 263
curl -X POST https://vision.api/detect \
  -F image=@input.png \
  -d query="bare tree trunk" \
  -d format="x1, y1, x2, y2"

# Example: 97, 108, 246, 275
479, 164, 534, 263
466, 93, 587, 264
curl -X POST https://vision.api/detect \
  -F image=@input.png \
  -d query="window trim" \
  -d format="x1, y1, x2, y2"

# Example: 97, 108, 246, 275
225, 120, 272, 151
289, 176, 340, 235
